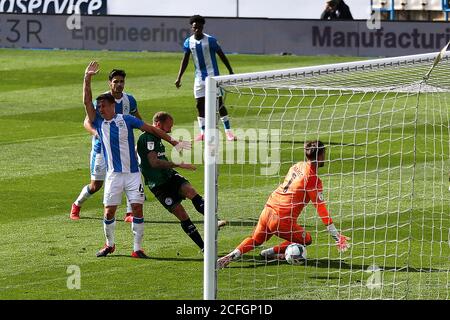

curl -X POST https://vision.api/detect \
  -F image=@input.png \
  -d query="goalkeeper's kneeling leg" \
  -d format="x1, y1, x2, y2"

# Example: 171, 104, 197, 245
291, 231, 312, 246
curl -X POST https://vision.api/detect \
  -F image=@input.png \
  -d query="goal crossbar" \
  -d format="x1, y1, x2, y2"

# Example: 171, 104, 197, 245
211, 51, 450, 86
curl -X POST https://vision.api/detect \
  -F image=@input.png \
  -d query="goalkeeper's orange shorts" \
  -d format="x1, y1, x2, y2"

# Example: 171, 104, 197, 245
251, 205, 311, 245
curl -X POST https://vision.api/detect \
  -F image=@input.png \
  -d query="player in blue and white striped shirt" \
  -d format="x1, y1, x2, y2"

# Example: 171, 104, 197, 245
71, 69, 141, 222
175, 15, 237, 141
83, 61, 191, 258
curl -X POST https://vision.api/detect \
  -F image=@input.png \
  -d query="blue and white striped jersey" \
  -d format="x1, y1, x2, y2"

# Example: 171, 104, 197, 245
93, 114, 144, 173
183, 34, 221, 81
92, 92, 137, 153
113, 93, 138, 115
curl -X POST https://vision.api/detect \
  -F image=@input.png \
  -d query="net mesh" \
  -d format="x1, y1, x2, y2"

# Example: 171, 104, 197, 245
214, 54, 450, 299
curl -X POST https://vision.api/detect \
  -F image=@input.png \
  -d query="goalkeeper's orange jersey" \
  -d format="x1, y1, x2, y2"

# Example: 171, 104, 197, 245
265, 161, 332, 226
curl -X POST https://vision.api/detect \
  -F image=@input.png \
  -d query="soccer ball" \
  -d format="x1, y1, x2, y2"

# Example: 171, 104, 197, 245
285, 243, 307, 265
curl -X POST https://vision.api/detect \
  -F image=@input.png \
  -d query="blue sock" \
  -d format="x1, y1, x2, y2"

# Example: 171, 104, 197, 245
221, 116, 231, 130
197, 117, 205, 133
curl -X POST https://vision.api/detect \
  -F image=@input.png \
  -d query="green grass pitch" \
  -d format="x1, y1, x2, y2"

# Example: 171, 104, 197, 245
0, 48, 448, 300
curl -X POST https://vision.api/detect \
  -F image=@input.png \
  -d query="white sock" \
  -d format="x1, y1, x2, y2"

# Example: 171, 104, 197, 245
126, 198, 132, 214
197, 117, 205, 134
74, 185, 92, 206
103, 218, 116, 247
132, 217, 144, 252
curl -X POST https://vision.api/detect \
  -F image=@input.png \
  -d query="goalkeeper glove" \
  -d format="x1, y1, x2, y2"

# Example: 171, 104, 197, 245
334, 234, 351, 253
327, 223, 351, 253
174, 140, 191, 152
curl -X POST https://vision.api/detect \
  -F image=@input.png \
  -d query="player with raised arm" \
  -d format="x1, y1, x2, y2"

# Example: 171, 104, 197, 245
70, 68, 142, 222
136, 112, 227, 251
217, 140, 350, 268
175, 14, 237, 142
82, 61, 190, 258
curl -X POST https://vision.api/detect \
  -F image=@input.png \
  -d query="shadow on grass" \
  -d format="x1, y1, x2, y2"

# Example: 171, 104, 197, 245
227, 257, 445, 273
242, 139, 362, 147
104, 254, 203, 262
79, 216, 260, 227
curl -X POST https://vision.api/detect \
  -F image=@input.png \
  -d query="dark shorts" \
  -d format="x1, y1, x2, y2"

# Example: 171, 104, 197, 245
150, 173, 189, 212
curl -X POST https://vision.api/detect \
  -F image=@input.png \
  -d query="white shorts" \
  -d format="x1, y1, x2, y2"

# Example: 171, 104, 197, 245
90, 150, 106, 181
193, 78, 223, 99
103, 172, 145, 206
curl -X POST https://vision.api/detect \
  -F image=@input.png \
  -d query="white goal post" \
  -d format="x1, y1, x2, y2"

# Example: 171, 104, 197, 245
204, 49, 450, 300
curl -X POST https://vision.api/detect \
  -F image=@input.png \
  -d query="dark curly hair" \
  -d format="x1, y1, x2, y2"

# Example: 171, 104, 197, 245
189, 14, 205, 25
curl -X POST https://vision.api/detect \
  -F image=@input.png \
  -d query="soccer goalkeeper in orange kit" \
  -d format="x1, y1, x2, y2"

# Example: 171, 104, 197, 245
217, 140, 351, 269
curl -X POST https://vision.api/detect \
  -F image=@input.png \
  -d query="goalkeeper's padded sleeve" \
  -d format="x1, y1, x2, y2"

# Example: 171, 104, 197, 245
316, 203, 333, 226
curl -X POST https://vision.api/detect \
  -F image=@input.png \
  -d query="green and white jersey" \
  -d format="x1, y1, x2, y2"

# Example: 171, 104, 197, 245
137, 132, 175, 189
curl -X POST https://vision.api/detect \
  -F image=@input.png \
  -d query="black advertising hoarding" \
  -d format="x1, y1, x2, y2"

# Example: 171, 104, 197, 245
0, 0, 107, 15
0, 14, 449, 57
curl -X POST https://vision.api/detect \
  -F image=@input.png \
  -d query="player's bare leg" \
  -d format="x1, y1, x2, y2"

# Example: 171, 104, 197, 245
89, 180, 104, 194
124, 197, 133, 223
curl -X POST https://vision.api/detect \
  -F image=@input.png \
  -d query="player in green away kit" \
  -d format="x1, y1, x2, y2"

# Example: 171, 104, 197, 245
137, 112, 227, 251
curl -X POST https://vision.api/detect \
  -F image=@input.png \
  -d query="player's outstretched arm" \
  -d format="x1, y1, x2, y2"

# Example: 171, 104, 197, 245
217, 49, 234, 74
177, 162, 196, 171
83, 61, 99, 123
175, 51, 190, 88
147, 151, 196, 170
310, 198, 351, 252
306, 178, 351, 253
140, 123, 191, 151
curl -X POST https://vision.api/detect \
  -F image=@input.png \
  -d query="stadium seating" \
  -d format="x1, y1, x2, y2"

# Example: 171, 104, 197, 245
371, 0, 450, 20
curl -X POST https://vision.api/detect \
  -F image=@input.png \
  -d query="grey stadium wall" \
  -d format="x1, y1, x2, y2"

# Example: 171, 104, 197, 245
1, 14, 450, 57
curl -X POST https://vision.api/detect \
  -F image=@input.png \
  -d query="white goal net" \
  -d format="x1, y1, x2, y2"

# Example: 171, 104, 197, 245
204, 50, 450, 300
